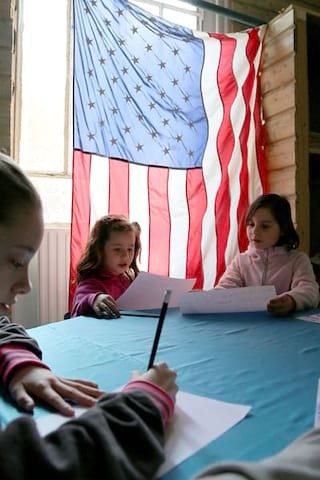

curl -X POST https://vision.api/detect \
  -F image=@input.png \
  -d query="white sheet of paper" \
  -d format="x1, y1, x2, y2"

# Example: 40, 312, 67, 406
117, 271, 196, 309
179, 285, 276, 314
297, 313, 320, 324
157, 391, 251, 477
35, 391, 251, 477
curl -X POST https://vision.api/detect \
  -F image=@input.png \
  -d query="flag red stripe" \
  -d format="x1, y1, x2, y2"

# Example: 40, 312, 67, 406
69, 150, 92, 310
186, 168, 207, 288
253, 43, 268, 195
109, 158, 129, 217
214, 36, 237, 283
148, 167, 170, 275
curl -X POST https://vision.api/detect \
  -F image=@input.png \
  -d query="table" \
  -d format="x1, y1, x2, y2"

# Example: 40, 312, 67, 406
1, 308, 320, 479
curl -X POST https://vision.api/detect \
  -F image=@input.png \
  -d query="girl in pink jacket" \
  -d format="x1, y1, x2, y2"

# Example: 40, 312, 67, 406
217, 194, 319, 316
71, 215, 141, 318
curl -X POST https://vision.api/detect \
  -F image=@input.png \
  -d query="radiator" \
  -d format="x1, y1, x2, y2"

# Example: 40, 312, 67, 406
38, 228, 71, 325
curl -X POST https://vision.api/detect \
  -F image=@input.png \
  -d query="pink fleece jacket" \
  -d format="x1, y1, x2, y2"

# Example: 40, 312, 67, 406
71, 271, 132, 317
217, 246, 319, 311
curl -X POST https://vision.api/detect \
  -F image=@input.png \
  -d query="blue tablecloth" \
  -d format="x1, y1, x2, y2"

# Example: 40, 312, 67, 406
1, 308, 320, 479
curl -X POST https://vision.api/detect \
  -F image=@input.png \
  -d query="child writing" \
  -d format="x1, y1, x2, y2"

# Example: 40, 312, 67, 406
71, 215, 141, 318
217, 193, 319, 316
0, 153, 178, 479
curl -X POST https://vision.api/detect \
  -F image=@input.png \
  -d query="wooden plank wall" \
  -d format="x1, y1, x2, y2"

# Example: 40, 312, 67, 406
231, 0, 320, 24
260, 7, 296, 213
260, 6, 310, 252
0, 1, 13, 154
230, 1, 315, 252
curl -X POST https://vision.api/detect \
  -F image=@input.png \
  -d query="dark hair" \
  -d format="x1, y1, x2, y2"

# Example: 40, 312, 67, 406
245, 193, 299, 250
76, 215, 141, 282
0, 153, 41, 224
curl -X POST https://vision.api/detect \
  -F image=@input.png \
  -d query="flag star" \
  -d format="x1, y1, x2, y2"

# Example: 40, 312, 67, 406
132, 56, 139, 64
159, 61, 166, 69
98, 88, 105, 95
172, 47, 179, 56
122, 66, 128, 75
146, 74, 152, 82
107, 48, 115, 57
88, 69, 93, 77
84, 6, 89, 14
124, 95, 132, 103
183, 94, 190, 103
119, 38, 125, 46
149, 102, 155, 110
88, 100, 95, 109
188, 150, 194, 157
175, 134, 182, 142
111, 76, 118, 84
111, 137, 118, 145
104, 18, 111, 27
86, 37, 93, 46
158, 32, 165, 38
137, 113, 144, 121
160, 90, 166, 99
145, 43, 152, 52
163, 146, 170, 155
123, 126, 131, 134
90, 0, 97, 6
173, 106, 180, 114
88, 132, 95, 140
131, 26, 138, 34
172, 78, 179, 86
136, 143, 143, 151
117, 9, 124, 16
111, 107, 118, 115
98, 57, 106, 65
188, 120, 194, 128
99, 120, 105, 127
184, 65, 191, 73
162, 118, 169, 127
135, 84, 142, 93
150, 130, 158, 139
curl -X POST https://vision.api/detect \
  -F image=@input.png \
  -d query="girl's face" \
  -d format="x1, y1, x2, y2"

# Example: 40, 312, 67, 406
103, 229, 135, 275
246, 207, 281, 250
0, 205, 44, 315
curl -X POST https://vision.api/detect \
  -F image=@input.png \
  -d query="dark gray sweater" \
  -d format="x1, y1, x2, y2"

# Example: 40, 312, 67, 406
0, 317, 170, 479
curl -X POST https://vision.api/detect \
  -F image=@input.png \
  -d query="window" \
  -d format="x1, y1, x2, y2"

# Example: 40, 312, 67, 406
130, 0, 202, 30
15, 0, 72, 224
15, 0, 229, 224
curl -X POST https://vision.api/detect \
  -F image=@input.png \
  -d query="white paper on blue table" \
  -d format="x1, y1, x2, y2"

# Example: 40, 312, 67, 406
117, 271, 196, 310
179, 285, 276, 314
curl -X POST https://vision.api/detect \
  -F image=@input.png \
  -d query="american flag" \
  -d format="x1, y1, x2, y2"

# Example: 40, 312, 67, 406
69, 0, 267, 308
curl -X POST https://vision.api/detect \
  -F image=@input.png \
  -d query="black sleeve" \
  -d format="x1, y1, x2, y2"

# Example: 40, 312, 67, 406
0, 317, 42, 358
0, 389, 166, 480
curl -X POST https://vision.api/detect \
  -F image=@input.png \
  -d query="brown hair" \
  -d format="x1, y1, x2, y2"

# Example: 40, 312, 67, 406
0, 153, 41, 225
76, 214, 141, 282
245, 193, 299, 250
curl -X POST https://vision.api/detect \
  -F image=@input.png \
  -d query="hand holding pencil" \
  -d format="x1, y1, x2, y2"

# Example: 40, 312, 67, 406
130, 362, 178, 403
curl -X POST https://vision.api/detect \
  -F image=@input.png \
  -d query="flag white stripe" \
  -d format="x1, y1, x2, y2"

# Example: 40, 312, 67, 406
224, 33, 250, 268
196, 33, 223, 289
128, 163, 150, 271
168, 169, 189, 278
90, 155, 110, 230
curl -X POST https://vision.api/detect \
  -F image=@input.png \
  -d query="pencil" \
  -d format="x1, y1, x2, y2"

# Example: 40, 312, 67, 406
147, 289, 172, 370
120, 311, 159, 318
